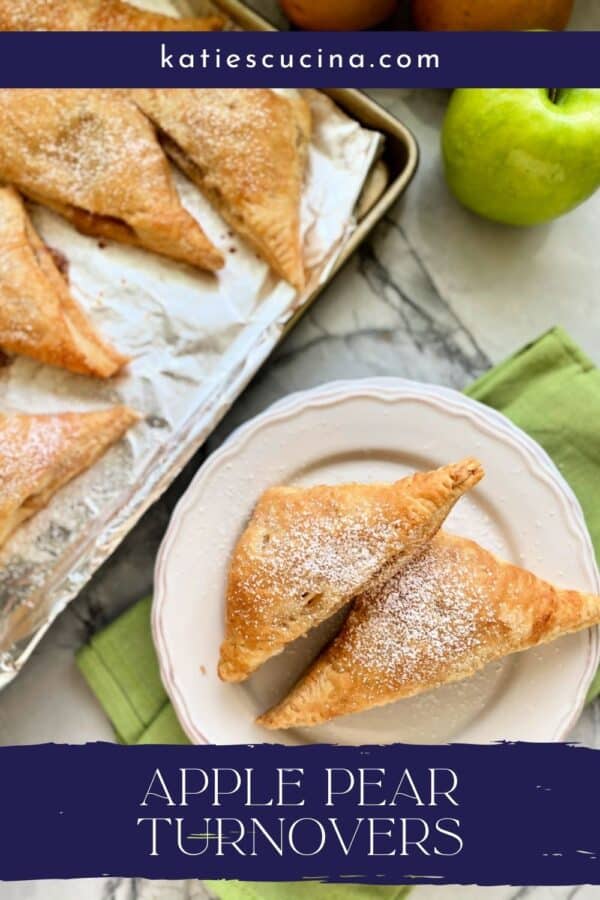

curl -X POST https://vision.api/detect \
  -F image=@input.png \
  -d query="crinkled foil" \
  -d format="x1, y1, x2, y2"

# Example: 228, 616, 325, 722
0, 90, 382, 687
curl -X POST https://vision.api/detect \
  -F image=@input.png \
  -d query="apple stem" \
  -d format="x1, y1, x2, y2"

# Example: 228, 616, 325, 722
548, 88, 560, 104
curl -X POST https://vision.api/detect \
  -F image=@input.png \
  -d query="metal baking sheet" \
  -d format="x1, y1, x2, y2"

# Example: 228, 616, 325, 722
0, 12, 418, 689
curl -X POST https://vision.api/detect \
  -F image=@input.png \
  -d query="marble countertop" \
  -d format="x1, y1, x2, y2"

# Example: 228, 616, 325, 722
2, 2, 600, 897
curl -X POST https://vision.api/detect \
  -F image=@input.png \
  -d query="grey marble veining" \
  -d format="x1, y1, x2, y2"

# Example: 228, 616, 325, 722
2, 2, 600, 898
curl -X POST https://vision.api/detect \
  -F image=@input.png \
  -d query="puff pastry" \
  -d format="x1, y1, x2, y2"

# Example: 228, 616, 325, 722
259, 531, 600, 729
0, 406, 139, 548
132, 89, 311, 290
219, 458, 484, 683
0, 90, 223, 272
0, 186, 127, 377
0, 0, 223, 31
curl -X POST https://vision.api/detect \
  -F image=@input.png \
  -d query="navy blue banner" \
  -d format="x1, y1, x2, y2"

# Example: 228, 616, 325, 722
1, 741, 600, 883
0, 32, 597, 87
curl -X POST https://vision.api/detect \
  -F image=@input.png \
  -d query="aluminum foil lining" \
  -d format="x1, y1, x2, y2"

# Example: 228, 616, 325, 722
0, 88, 382, 687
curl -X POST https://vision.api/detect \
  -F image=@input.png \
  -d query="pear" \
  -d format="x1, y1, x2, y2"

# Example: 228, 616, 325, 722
412, 0, 573, 31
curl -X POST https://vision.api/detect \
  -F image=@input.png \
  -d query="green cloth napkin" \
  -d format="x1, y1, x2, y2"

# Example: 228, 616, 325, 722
77, 325, 600, 896
466, 326, 600, 559
465, 326, 600, 701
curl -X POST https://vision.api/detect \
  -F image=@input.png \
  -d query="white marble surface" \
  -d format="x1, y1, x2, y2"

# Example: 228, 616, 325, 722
2, 2, 600, 898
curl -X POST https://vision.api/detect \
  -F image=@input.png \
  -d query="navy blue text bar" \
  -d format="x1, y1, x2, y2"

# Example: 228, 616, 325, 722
0, 31, 597, 88
2, 742, 600, 883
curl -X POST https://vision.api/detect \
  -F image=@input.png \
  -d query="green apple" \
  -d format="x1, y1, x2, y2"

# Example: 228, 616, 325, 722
441, 88, 600, 225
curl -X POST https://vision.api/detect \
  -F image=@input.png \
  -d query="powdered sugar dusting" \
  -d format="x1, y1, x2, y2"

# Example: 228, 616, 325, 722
0, 88, 214, 270
345, 536, 495, 684
0, 414, 65, 504
235, 496, 403, 627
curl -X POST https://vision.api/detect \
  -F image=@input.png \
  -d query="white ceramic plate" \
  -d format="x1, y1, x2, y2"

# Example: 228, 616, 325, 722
153, 378, 600, 745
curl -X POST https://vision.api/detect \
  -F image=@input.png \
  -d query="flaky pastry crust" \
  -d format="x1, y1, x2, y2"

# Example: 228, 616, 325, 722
219, 458, 484, 682
0, 186, 127, 377
259, 531, 600, 729
0, 90, 223, 272
133, 89, 311, 290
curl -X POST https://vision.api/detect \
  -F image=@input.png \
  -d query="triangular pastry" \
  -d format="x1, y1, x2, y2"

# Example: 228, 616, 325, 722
132, 89, 311, 290
219, 458, 484, 683
0, 89, 224, 272
0, 406, 138, 548
0, 186, 127, 377
258, 531, 600, 729
0, 0, 223, 31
